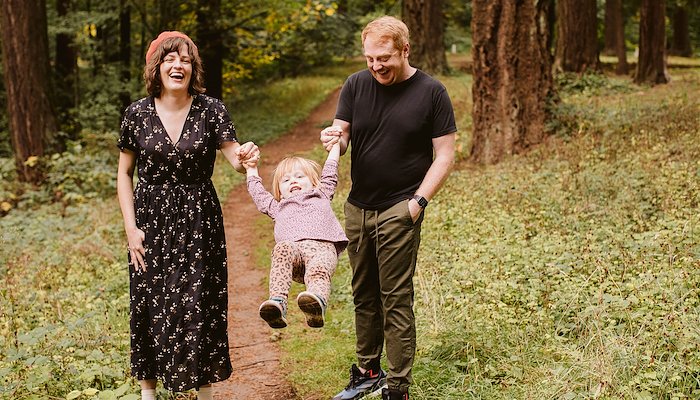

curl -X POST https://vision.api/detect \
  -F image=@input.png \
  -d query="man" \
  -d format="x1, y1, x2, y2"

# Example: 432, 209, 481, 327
321, 15, 456, 400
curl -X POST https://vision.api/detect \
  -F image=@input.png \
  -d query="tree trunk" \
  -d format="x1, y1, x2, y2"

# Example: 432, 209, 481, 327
1, 0, 57, 183
604, 0, 628, 75
197, 0, 223, 99
554, 0, 600, 73
603, 0, 617, 56
55, 0, 78, 145
669, 5, 692, 57
402, 0, 449, 75
470, 0, 554, 164
157, 0, 180, 32
634, 0, 669, 84
120, 0, 132, 110
55, 0, 76, 109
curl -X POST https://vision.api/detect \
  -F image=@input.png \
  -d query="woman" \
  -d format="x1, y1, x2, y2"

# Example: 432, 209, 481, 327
116, 31, 258, 400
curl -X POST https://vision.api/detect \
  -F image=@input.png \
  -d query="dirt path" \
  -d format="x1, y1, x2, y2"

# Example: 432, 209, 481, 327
213, 88, 340, 400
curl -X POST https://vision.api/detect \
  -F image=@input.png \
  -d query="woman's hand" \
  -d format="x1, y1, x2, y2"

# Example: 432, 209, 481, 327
237, 141, 259, 164
126, 226, 147, 271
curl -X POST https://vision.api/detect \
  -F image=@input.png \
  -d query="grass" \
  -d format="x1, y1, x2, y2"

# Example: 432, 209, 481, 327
276, 67, 700, 399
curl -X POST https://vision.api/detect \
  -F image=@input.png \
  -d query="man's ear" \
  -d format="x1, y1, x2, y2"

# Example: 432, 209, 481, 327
403, 43, 410, 58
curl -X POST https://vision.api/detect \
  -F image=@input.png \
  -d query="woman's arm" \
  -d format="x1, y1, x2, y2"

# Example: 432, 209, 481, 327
117, 150, 146, 271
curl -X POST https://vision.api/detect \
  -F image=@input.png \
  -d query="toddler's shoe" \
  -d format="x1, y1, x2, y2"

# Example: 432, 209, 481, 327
296, 291, 326, 328
259, 297, 287, 329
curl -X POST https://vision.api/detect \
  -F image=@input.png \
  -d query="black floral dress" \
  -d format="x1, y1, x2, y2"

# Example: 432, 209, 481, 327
117, 94, 235, 391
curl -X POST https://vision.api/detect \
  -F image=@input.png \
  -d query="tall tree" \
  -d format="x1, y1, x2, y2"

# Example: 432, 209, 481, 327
669, 4, 692, 57
403, 0, 449, 75
119, 0, 132, 110
634, 0, 669, 84
470, 0, 554, 164
1, 0, 57, 183
55, 0, 77, 111
554, 0, 600, 73
197, 0, 223, 99
603, 0, 628, 74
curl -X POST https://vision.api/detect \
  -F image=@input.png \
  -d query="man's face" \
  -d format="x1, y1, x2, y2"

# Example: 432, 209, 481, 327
363, 33, 409, 86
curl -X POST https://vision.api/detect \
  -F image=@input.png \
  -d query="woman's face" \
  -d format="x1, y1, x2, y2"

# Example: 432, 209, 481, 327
279, 166, 314, 199
159, 47, 192, 95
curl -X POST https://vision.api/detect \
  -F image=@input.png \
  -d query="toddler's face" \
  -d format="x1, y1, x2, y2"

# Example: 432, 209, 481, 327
279, 166, 313, 199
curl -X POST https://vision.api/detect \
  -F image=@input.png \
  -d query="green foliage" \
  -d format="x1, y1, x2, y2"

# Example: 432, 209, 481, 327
0, 201, 136, 398
280, 67, 700, 399
548, 72, 635, 139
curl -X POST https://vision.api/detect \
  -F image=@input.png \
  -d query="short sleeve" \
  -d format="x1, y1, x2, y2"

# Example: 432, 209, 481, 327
117, 107, 138, 153
211, 98, 238, 148
335, 77, 354, 123
432, 85, 457, 138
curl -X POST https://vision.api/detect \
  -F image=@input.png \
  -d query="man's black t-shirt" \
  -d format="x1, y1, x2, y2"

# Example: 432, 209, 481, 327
335, 69, 456, 210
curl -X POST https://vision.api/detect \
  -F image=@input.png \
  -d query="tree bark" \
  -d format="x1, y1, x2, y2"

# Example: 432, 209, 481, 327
55, 0, 77, 110
1, 0, 57, 183
470, 0, 554, 165
554, 0, 600, 73
603, 0, 617, 56
634, 0, 669, 84
197, 0, 223, 99
669, 5, 692, 57
54, 0, 78, 146
402, 0, 449, 75
604, 0, 628, 74
119, 0, 132, 110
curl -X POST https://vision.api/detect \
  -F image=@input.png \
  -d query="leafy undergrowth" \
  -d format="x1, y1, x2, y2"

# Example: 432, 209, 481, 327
280, 68, 700, 399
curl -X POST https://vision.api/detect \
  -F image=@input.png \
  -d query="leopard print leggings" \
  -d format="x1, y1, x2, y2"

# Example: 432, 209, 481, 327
268, 240, 338, 306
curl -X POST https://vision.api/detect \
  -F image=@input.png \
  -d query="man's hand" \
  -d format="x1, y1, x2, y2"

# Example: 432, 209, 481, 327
320, 126, 342, 151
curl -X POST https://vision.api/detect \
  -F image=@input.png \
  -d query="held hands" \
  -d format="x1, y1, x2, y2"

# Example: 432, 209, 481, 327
126, 226, 147, 271
320, 126, 342, 152
236, 141, 260, 170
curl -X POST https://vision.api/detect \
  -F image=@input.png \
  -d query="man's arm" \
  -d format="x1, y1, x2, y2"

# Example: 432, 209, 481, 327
408, 132, 456, 220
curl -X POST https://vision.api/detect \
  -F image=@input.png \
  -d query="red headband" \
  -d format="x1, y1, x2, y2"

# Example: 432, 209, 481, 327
145, 31, 196, 63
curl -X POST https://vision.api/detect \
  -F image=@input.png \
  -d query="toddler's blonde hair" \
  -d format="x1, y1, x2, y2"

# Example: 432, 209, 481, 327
272, 156, 321, 201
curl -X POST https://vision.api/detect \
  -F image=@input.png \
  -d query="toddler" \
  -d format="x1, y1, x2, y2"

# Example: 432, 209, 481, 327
242, 141, 347, 328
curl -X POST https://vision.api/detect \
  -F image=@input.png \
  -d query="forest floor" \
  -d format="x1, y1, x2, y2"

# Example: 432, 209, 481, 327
213, 88, 341, 400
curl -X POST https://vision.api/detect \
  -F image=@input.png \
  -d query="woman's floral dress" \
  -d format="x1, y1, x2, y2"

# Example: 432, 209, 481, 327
118, 94, 235, 391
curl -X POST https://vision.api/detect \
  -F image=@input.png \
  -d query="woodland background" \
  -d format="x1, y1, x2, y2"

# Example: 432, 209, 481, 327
1, 0, 700, 399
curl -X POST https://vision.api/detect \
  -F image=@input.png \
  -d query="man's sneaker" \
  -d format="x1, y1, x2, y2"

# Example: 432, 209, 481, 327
259, 297, 287, 328
332, 364, 387, 400
381, 388, 408, 400
296, 291, 326, 328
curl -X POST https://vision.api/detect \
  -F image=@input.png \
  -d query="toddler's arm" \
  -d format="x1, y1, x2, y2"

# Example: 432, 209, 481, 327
242, 151, 278, 218
327, 142, 340, 162
319, 144, 340, 199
